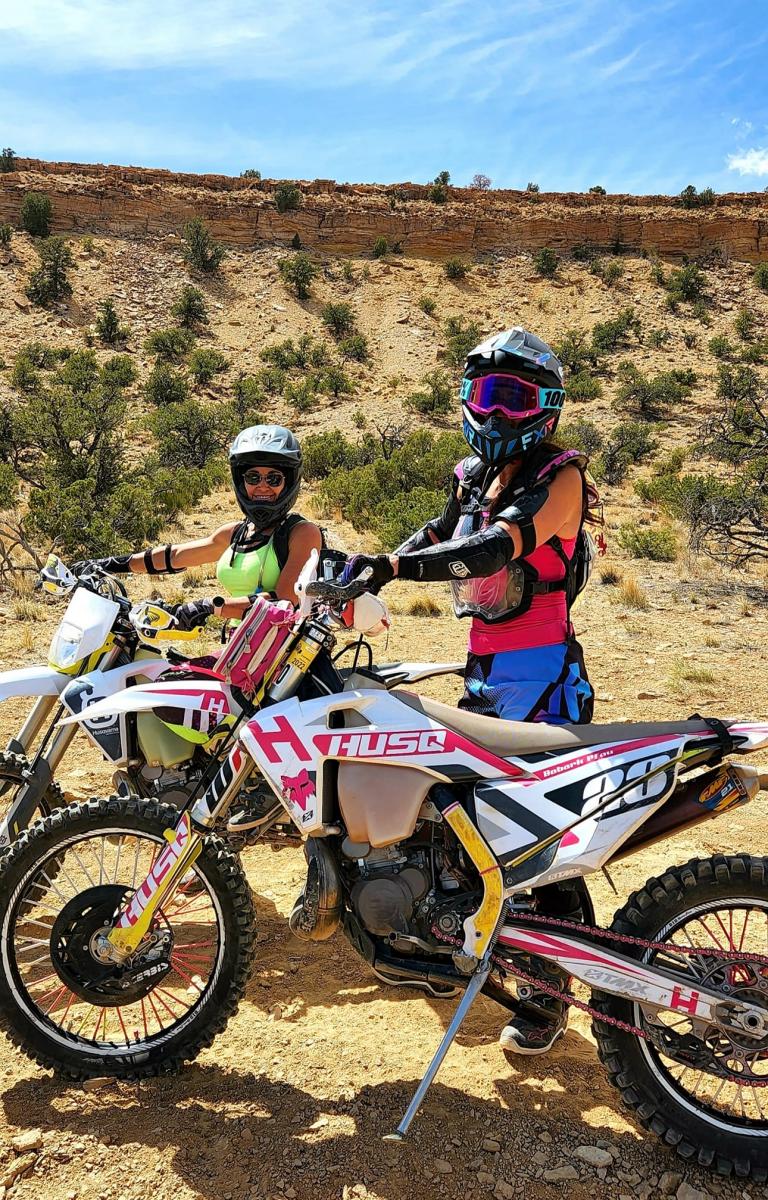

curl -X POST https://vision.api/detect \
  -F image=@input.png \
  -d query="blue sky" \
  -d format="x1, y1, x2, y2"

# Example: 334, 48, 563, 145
2, 0, 768, 193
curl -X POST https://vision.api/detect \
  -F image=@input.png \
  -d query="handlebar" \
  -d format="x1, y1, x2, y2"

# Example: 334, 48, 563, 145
306, 567, 373, 604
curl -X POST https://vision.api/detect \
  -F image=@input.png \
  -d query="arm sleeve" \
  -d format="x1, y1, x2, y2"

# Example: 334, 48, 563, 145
394, 475, 462, 555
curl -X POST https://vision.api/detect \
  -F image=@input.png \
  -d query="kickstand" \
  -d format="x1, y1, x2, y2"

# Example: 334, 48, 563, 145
383, 951, 493, 1142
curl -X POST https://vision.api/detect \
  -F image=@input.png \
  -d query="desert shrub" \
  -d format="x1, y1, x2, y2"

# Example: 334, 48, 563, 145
708, 334, 736, 360
10, 356, 40, 394
302, 430, 377, 480
589, 185, 606, 195
617, 578, 650, 610
591, 258, 624, 286
692, 299, 711, 324
0, 223, 11, 246
279, 252, 317, 299
338, 333, 369, 362
255, 365, 287, 395
13, 341, 61, 378
20, 192, 52, 237
534, 247, 559, 278
556, 417, 603, 456
553, 328, 596, 374
285, 375, 318, 414
181, 217, 225, 273
599, 567, 621, 585
0, 148, 16, 173
741, 341, 768, 365
646, 328, 670, 349
591, 307, 640, 355
95, 299, 128, 345
261, 334, 327, 372
275, 182, 302, 214
571, 243, 596, 263
613, 360, 694, 421
667, 262, 706, 303
679, 185, 716, 209
320, 365, 354, 399
754, 263, 768, 293
100, 355, 137, 391
144, 363, 189, 406
471, 174, 491, 190
144, 327, 194, 363
526, 182, 540, 193
229, 374, 264, 421
649, 258, 666, 286
372, 237, 389, 258
682, 331, 699, 349
428, 171, 450, 204
290, 233, 302, 250
188, 347, 229, 386
340, 260, 356, 284
443, 316, 482, 370
321, 301, 356, 340
418, 294, 437, 317
240, 168, 261, 180
618, 523, 678, 561
25, 236, 73, 306
172, 284, 209, 329
406, 370, 453, 417
593, 421, 656, 484
148, 398, 233, 470
566, 371, 602, 402
444, 258, 469, 281
734, 307, 758, 341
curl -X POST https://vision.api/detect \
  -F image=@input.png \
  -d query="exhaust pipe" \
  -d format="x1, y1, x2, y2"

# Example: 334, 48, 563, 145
609, 763, 765, 863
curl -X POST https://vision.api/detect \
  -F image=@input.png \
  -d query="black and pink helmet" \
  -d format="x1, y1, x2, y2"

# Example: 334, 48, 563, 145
229, 424, 302, 529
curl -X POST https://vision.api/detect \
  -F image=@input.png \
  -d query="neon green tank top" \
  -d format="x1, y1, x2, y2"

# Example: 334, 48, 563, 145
216, 537, 282, 597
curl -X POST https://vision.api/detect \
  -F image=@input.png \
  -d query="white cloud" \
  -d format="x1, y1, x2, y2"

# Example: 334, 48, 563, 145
727, 147, 768, 176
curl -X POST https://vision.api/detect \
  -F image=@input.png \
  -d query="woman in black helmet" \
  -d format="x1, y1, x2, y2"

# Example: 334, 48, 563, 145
78, 424, 322, 621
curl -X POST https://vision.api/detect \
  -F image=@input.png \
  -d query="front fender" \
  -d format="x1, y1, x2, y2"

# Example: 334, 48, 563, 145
0, 665, 69, 702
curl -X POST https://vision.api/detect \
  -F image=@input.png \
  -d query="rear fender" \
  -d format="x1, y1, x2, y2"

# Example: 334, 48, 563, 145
0, 665, 69, 702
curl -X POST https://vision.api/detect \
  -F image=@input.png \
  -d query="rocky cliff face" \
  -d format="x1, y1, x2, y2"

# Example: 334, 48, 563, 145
1, 158, 767, 261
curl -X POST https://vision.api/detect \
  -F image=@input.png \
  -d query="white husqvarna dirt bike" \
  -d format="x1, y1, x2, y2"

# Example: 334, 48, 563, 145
2, 561, 768, 1179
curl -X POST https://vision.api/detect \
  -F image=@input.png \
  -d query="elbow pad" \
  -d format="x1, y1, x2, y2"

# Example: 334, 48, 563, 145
143, 544, 185, 575
495, 485, 549, 557
397, 525, 515, 583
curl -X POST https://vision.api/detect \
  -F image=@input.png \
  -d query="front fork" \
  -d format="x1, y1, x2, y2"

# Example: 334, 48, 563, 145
105, 743, 255, 960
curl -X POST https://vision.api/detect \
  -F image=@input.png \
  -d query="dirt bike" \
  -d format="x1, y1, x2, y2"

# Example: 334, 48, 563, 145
0, 554, 463, 849
2, 559, 768, 1179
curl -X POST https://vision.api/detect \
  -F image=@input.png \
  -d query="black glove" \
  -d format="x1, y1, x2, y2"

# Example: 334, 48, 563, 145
341, 554, 395, 594
72, 554, 133, 576
169, 599, 215, 631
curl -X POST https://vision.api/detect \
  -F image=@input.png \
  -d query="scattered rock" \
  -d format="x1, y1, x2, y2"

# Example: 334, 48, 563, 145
82, 1077, 111, 1092
482, 1138, 501, 1153
477, 1171, 496, 1186
494, 1183, 514, 1200
1, 1154, 37, 1187
676, 1185, 710, 1200
574, 1145, 613, 1168
433, 1159, 452, 1174
659, 1173, 683, 1195
636, 690, 661, 700
543, 1165, 579, 1182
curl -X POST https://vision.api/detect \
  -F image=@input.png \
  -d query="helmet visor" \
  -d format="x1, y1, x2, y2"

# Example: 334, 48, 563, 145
462, 374, 565, 422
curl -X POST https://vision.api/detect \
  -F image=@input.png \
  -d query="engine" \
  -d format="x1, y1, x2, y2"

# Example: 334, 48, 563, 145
349, 846, 432, 937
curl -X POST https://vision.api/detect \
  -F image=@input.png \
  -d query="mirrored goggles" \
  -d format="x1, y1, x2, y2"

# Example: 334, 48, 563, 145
461, 374, 565, 421
243, 468, 285, 488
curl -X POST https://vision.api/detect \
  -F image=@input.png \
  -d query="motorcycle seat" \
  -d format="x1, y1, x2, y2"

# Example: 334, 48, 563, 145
393, 691, 731, 759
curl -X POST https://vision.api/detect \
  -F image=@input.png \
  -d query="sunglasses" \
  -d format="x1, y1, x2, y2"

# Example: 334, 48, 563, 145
243, 468, 285, 488
461, 374, 565, 420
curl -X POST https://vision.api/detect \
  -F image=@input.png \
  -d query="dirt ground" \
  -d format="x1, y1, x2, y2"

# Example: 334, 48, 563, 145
1, 230, 768, 1199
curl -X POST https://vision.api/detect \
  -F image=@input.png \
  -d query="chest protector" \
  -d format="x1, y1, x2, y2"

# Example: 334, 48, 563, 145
450, 446, 602, 624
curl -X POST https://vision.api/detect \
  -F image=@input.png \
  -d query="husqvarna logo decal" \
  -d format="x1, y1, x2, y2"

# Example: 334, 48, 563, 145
314, 730, 448, 758
247, 714, 312, 763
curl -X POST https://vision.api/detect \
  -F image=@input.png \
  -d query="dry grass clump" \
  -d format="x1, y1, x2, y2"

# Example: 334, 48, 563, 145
405, 594, 442, 617
670, 663, 717, 688
599, 567, 622, 586
617, 577, 650, 610
12, 597, 45, 622
182, 566, 209, 590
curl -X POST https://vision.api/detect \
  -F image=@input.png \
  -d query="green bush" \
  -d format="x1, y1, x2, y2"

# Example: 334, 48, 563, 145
260, 334, 327, 372
588, 185, 606, 195
95, 299, 128, 345
318, 365, 353, 399
567, 370, 602, 402
534, 247, 559, 278
149, 398, 233, 469
255, 365, 287, 395
0, 223, 11, 247
649, 258, 666, 286
341, 260, 356, 284
181, 217, 225, 273
20, 192, 52, 237
275, 182, 302, 214
302, 430, 376, 481
556, 417, 603, 456
0, 148, 16, 173
593, 421, 656, 485
591, 308, 640, 354
444, 258, 469, 281
406, 370, 453, 416
754, 263, 768, 293
188, 347, 229, 386
428, 171, 450, 204
553, 328, 596, 374
25, 236, 73, 306
618, 523, 678, 561
144, 363, 189, 406
708, 334, 735, 360
338, 333, 369, 362
100, 355, 137, 391
682, 331, 699, 349
172, 285, 209, 329
614, 360, 694, 421
667, 262, 706, 303
526, 182, 540, 193
591, 258, 624, 286
144, 327, 194, 363
229, 375, 264, 421
372, 237, 389, 258
321, 301, 356, 340
443, 316, 482, 370
240, 169, 261, 180
418, 294, 437, 317
679, 185, 716, 209
646, 328, 670, 349
285, 376, 318, 415
571, 243, 597, 263
279, 252, 317, 299
734, 308, 757, 341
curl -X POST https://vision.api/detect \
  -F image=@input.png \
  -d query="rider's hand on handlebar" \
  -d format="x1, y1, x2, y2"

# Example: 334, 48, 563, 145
341, 554, 396, 594
72, 554, 133, 577
166, 599, 215, 631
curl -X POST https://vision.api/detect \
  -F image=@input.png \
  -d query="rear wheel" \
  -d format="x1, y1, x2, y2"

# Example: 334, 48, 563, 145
593, 855, 768, 1182
0, 795, 255, 1079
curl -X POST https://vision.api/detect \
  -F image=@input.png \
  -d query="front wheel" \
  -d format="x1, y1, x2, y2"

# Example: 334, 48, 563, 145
0, 795, 256, 1079
0, 750, 63, 832
593, 855, 768, 1182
